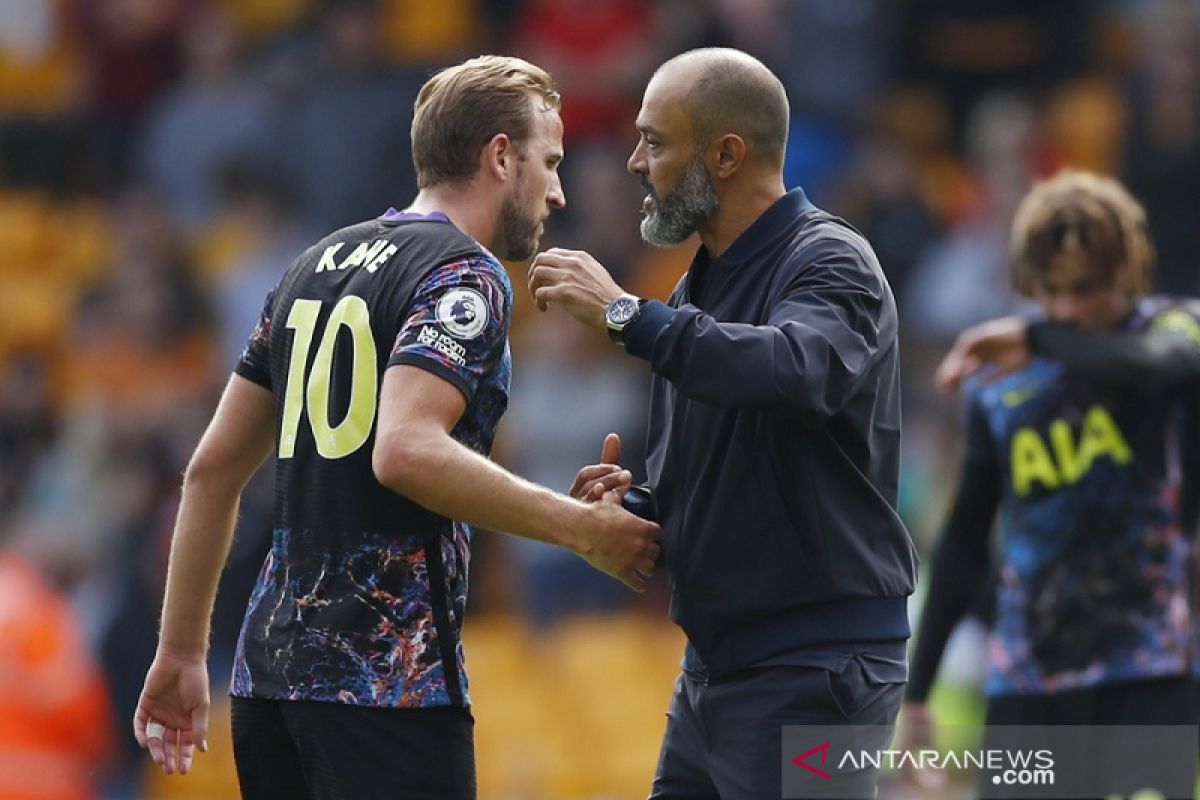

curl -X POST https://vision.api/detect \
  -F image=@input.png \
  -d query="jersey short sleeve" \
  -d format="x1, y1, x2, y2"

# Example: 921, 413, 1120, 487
388, 255, 512, 401
1150, 305, 1200, 348
234, 287, 276, 389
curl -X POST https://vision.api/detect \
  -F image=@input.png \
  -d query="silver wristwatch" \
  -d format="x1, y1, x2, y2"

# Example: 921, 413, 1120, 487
605, 294, 643, 345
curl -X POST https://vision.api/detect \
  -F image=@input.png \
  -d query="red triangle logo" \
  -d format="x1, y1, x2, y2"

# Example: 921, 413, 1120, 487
792, 740, 832, 780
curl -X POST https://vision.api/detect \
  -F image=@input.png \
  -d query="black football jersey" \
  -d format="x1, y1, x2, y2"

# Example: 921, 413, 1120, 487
230, 210, 513, 707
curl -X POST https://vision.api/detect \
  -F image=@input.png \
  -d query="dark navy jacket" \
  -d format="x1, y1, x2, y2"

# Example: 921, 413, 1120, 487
623, 189, 918, 677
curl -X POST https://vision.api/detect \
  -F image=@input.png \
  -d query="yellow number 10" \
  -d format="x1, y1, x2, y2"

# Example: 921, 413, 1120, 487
279, 296, 378, 459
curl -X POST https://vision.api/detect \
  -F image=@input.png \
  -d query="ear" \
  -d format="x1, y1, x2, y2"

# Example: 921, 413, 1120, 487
482, 133, 514, 182
710, 133, 747, 179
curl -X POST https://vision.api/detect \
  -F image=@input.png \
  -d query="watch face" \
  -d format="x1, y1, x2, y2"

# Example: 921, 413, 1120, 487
608, 297, 639, 325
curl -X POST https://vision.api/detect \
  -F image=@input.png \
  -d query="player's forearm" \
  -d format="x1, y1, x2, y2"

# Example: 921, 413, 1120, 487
373, 430, 588, 552
907, 453, 998, 702
156, 376, 275, 658
1029, 322, 1200, 386
157, 470, 245, 659
906, 528, 986, 702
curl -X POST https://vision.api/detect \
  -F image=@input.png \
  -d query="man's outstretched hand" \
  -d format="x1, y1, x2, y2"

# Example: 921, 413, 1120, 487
571, 432, 632, 502
935, 316, 1030, 392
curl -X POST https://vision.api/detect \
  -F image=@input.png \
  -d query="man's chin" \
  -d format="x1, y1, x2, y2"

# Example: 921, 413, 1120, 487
495, 229, 539, 261
641, 216, 690, 248
502, 241, 538, 262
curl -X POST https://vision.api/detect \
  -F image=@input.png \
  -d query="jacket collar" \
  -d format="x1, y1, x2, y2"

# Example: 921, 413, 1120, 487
712, 187, 816, 265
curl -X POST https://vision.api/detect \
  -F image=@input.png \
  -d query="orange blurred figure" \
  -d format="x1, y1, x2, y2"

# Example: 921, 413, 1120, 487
0, 554, 115, 800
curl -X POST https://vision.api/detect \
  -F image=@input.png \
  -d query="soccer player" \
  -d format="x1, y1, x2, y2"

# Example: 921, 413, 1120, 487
529, 48, 917, 798
903, 170, 1200, 793
131, 56, 660, 799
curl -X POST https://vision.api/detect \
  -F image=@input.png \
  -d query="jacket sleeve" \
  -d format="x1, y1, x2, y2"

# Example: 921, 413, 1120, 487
1028, 309, 1200, 387
906, 393, 1000, 702
623, 238, 890, 420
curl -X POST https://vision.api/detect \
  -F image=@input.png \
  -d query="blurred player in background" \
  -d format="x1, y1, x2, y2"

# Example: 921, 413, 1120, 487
903, 170, 1200, 793
530, 47, 916, 798
131, 55, 659, 799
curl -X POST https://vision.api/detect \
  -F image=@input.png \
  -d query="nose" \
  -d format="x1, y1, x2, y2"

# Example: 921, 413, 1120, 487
548, 175, 565, 210
1047, 294, 1084, 324
627, 142, 646, 177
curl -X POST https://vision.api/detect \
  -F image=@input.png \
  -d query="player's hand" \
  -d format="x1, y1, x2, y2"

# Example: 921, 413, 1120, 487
528, 248, 623, 330
571, 433, 632, 502
133, 649, 210, 776
935, 316, 1030, 393
895, 701, 947, 790
573, 490, 661, 592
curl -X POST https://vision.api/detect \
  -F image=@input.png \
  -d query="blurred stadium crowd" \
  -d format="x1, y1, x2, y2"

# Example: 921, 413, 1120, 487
1, 0, 1198, 797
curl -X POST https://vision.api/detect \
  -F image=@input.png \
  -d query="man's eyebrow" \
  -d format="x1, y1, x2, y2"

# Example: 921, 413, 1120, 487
636, 123, 663, 137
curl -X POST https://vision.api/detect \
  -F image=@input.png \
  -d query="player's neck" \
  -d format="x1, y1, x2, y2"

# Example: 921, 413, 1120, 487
407, 184, 500, 250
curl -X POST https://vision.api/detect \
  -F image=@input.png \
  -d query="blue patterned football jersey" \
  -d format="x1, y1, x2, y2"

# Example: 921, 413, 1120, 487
966, 297, 1200, 695
231, 211, 512, 708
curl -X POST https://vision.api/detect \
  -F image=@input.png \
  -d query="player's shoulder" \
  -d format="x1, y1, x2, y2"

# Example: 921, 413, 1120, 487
965, 358, 1059, 414
782, 207, 886, 290
1137, 293, 1200, 323
465, 248, 511, 287
1134, 295, 1200, 351
421, 248, 512, 295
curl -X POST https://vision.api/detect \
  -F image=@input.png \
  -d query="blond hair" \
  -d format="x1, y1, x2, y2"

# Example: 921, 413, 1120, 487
412, 55, 560, 189
1011, 170, 1154, 296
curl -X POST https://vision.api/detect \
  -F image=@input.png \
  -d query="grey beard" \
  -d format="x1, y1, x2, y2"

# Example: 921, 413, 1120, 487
640, 156, 720, 247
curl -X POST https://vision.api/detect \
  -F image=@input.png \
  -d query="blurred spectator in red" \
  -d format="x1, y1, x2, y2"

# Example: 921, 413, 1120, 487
512, 0, 655, 142
0, 547, 116, 800
66, 0, 191, 187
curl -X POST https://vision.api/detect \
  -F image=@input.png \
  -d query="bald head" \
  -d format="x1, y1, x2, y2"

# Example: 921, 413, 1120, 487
653, 48, 789, 168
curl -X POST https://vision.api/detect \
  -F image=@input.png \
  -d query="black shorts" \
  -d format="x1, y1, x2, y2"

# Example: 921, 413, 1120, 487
984, 676, 1197, 799
230, 696, 475, 800
985, 674, 1196, 726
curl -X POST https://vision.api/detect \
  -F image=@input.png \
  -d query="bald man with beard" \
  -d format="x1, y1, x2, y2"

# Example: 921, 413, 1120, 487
530, 48, 917, 798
